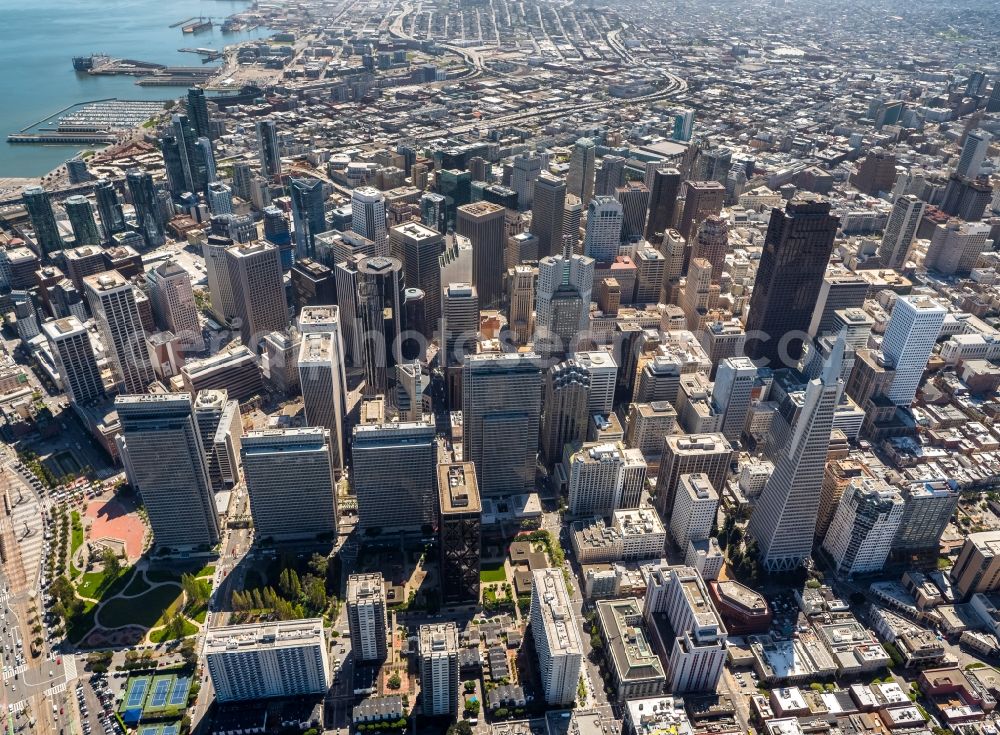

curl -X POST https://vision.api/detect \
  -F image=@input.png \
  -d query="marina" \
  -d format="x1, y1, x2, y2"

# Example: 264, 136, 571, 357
6, 98, 166, 145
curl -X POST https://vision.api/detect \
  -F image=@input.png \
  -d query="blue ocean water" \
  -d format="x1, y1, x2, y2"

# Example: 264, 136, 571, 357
0, 0, 268, 177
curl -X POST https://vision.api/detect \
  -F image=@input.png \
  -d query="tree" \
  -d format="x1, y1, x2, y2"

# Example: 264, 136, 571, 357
100, 548, 122, 579
447, 723, 473, 735
466, 699, 480, 715
388, 672, 402, 690
309, 553, 329, 578
165, 613, 187, 641
464, 681, 476, 693
304, 574, 326, 612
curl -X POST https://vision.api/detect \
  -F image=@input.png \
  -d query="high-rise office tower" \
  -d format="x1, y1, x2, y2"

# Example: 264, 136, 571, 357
850, 148, 897, 196
747, 336, 844, 572
535, 251, 593, 357
670, 473, 719, 550
456, 201, 506, 308
116, 393, 220, 549
351, 186, 389, 257
206, 181, 233, 215
126, 168, 166, 247
988, 81, 1000, 113
573, 351, 617, 415
226, 241, 287, 350
462, 353, 542, 496
43, 316, 103, 405
615, 181, 650, 242
821, 477, 903, 578
146, 258, 201, 348
63, 195, 100, 246
22, 186, 63, 256
712, 357, 756, 442
643, 564, 727, 693
438, 462, 482, 606
231, 161, 253, 202
530, 173, 567, 260
242, 428, 338, 541
512, 152, 542, 210
583, 196, 624, 263
95, 179, 125, 242
923, 220, 992, 276
744, 195, 839, 367
595, 155, 626, 197
566, 441, 647, 516
298, 330, 347, 471
540, 360, 591, 467
563, 195, 583, 254
193, 389, 242, 492
952, 531, 1000, 600
531, 568, 584, 706
256, 119, 282, 179
893, 481, 959, 559
692, 215, 728, 285
85, 271, 155, 394
441, 283, 479, 407
943, 174, 993, 222
186, 86, 211, 140
356, 256, 405, 396
806, 270, 869, 340
419, 623, 460, 716
645, 168, 682, 242
880, 295, 946, 407
878, 195, 926, 269
205, 620, 330, 703
161, 133, 187, 194
624, 402, 677, 458
633, 245, 666, 304
169, 113, 212, 193
676, 181, 725, 254
203, 235, 236, 323
352, 418, 436, 533
290, 178, 327, 260
654, 433, 733, 524
508, 265, 536, 345
347, 573, 388, 662
956, 130, 991, 179
567, 137, 596, 206
389, 221, 444, 335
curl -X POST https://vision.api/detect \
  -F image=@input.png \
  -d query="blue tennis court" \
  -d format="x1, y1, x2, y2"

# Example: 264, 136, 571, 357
125, 678, 149, 709
167, 677, 190, 706
138, 725, 159, 735
161, 724, 179, 735
149, 678, 170, 708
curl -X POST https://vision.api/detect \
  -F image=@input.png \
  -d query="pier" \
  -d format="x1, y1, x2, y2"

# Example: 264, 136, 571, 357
170, 17, 198, 28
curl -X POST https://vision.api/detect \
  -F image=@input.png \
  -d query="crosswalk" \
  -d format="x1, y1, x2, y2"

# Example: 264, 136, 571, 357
2, 663, 27, 681
7, 700, 26, 715
63, 653, 78, 682
44, 682, 67, 697
0, 591, 9, 606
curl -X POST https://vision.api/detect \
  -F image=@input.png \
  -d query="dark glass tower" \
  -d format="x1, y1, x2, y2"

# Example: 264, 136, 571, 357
95, 179, 126, 242
22, 186, 63, 257
744, 194, 839, 367
356, 256, 405, 396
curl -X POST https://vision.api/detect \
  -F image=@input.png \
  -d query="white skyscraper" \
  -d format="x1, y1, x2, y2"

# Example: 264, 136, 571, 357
822, 477, 904, 578
711, 357, 756, 442
43, 316, 104, 405
956, 130, 991, 179
573, 350, 618, 415
583, 196, 624, 262
419, 623, 460, 716
205, 619, 330, 702
881, 296, 946, 407
351, 186, 389, 257
347, 573, 388, 662
643, 564, 727, 693
531, 569, 584, 706
297, 307, 347, 470
877, 195, 926, 270
535, 251, 594, 349
670, 473, 719, 550
566, 442, 647, 516
146, 257, 203, 349
747, 336, 845, 572
923, 220, 992, 276
511, 152, 542, 210
567, 137, 596, 207
85, 271, 155, 395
